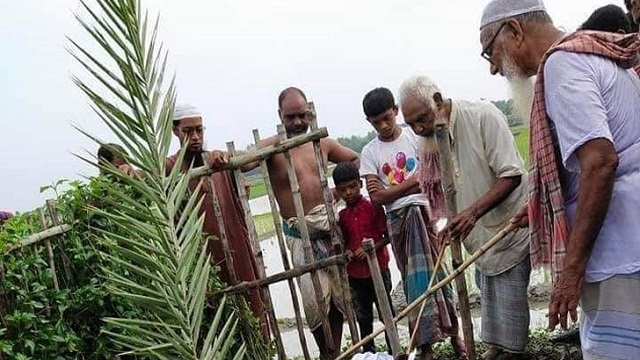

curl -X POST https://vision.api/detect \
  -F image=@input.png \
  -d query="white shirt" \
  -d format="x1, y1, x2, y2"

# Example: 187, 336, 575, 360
360, 127, 429, 212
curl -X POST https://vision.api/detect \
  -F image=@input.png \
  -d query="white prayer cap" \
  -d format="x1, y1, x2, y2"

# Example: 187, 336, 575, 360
480, 0, 546, 29
173, 103, 203, 121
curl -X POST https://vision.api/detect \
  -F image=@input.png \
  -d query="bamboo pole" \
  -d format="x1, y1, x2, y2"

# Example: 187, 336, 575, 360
307, 102, 360, 345
6, 224, 72, 253
362, 239, 403, 357
253, 128, 311, 360
217, 254, 346, 295
336, 223, 518, 360
227, 141, 286, 360
434, 123, 476, 360
190, 127, 328, 178
277, 123, 335, 351
201, 154, 239, 285
37, 208, 59, 291
46, 200, 74, 286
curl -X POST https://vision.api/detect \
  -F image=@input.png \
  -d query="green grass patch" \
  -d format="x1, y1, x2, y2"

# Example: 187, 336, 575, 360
513, 128, 530, 167
253, 212, 276, 238
249, 180, 267, 199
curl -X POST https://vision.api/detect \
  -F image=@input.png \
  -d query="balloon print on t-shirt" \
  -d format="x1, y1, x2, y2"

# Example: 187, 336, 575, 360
382, 152, 417, 185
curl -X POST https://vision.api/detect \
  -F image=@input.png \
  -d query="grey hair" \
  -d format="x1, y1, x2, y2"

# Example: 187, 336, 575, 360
482, 10, 553, 34
398, 75, 441, 109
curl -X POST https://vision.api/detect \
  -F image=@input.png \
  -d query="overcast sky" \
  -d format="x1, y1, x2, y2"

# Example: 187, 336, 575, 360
0, 0, 628, 212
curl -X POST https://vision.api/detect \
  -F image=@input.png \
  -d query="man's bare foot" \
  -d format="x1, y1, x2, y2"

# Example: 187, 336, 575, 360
482, 346, 502, 360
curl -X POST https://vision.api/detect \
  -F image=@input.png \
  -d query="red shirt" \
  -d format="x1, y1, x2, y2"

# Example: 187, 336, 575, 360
338, 196, 390, 279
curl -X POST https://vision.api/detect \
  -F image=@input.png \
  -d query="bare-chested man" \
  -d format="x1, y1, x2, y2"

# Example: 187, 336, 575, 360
245, 87, 359, 359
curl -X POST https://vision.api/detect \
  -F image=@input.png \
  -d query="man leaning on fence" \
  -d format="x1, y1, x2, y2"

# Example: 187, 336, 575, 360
478, 1, 640, 359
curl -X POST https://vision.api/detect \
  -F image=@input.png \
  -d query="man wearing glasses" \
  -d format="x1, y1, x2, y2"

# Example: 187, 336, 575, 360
480, 1, 640, 359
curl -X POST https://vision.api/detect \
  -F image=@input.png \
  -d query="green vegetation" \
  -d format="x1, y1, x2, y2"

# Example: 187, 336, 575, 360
254, 212, 276, 239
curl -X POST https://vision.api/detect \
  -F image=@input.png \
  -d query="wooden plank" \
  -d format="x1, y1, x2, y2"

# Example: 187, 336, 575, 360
7, 224, 72, 253
37, 208, 59, 291
45, 200, 74, 286
252, 129, 311, 360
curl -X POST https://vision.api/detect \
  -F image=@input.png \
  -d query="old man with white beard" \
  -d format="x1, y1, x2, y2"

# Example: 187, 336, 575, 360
398, 75, 531, 360
479, 1, 640, 359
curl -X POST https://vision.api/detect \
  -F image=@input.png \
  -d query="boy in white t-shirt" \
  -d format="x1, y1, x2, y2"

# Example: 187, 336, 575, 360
360, 88, 466, 360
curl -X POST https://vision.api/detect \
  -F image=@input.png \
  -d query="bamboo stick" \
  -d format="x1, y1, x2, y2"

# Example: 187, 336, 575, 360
308, 103, 360, 345
253, 128, 311, 360
46, 200, 74, 286
37, 208, 59, 291
190, 127, 328, 178
336, 223, 518, 360
217, 254, 346, 295
277, 123, 335, 351
362, 239, 403, 357
7, 224, 72, 253
434, 123, 476, 360
201, 154, 239, 285
407, 240, 449, 352
227, 141, 286, 360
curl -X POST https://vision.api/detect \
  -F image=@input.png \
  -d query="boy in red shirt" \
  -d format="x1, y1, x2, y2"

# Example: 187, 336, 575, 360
333, 162, 395, 354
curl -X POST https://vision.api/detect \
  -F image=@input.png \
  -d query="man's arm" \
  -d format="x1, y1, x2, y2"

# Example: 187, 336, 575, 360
365, 174, 420, 206
326, 138, 359, 167
240, 136, 279, 172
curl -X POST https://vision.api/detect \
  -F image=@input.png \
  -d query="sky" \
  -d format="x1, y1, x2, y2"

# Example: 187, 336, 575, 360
0, 0, 629, 212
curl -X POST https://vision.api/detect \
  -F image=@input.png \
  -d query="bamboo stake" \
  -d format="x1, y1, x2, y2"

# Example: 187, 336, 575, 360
37, 208, 59, 291
362, 239, 403, 357
227, 141, 286, 360
434, 123, 476, 360
336, 223, 518, 360
190, 127, 328, 178
277, 123, 335, 351
7, 224, 72, 253
407, 239, 449, 352
217, 254, 346, 295
201, 154, 238, 285
253, 128, 311, 360
46, 200, 74, 286
308, 102, 360, 345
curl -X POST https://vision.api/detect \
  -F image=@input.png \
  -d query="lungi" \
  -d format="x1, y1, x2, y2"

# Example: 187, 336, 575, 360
387, 205, 458, 347
580, 271, 640, 360
475, 255, 531, 352
283, 204, 345, 331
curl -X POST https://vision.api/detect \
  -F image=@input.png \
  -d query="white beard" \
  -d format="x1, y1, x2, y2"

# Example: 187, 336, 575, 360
507, 76, 535, 126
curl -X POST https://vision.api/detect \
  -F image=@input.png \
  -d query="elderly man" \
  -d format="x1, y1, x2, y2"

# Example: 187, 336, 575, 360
244, 87, 359, 359
479, 1, 640, 359
626, 0, 639, 31
398, 76, 531, 360
167, 104, 268, 336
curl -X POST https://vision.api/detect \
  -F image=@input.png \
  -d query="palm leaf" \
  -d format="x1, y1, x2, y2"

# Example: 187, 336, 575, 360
70, 0, 247, 358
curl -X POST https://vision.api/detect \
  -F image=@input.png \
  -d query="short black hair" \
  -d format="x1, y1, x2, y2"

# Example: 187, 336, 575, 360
363, 87, 395, 118
278, 87, 307, 109
332, 162, 360, 185
581, 4, 632, 33
97, 143, 126, 165
625, 0, 631, 12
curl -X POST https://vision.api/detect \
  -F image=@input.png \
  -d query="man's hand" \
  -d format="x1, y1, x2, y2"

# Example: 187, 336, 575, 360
510, 203, 529, 228
353, 248, 366, 261
548, 268, 583, 331
366, 178, 384, 194
207, 150, 229, 170
344, 249, 354, 262
446, 207, 478, 243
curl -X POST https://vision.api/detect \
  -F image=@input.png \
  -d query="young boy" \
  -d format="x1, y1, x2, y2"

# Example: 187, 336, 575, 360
333, 162, 394, 354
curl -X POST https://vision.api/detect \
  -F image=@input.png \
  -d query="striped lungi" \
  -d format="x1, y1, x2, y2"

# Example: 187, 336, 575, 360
475, 255, 531, 353
580, 271, 640, 360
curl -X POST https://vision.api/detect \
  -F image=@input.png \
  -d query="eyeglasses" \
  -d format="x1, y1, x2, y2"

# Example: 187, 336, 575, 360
179, 126, 205, 136
481, 22, 507, 64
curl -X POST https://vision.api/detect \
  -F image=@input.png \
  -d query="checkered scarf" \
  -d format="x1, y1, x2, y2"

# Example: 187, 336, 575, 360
529, 30, 640, 282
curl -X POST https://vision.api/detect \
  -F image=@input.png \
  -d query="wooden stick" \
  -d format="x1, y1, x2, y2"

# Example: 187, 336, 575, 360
278, 123, 335, 351
252, 129, 311, 360
46, 200, 74, 286
407, 240, 449, 352
201, 154, 239, 285
308, 103, 360, 345
227, 141, 286, 359
362, 239, 404, 356
190, 127, 328, 178
434, 123, 476, 360
37, 208, 59, 291
336, 223, 517, 360
7, 224, 72, 253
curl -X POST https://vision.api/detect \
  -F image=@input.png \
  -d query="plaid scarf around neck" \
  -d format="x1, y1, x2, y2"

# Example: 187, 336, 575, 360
528, 30, 640, 282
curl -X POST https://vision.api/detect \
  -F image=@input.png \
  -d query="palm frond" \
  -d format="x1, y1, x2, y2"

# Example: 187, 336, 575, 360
70, 0, 247, 358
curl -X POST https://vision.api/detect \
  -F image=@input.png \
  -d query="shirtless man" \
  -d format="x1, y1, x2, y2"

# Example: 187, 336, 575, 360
245, 87, 359, 359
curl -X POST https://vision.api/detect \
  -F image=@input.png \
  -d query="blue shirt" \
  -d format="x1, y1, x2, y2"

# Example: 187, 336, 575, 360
545, 51, 640, 283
